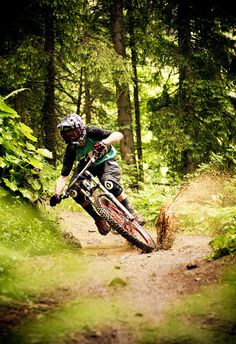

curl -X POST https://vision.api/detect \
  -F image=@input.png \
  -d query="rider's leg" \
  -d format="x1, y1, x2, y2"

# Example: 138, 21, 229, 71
72, 191, 111, 236
97, 159, 146, 226
117, 192, 146, 226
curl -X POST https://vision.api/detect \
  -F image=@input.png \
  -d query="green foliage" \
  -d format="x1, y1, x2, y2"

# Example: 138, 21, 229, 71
56, 34, 133, 124
209, 217, 236, 259
148, 78, 236, 175
0, 188, 65, 256
178, 203, 236, 236
128, 182, 175, 226
0, 97, 52, 202
206, 146, 236, 172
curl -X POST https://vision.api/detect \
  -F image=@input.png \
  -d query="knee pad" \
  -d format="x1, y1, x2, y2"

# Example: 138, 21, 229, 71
104, 180, 123, 197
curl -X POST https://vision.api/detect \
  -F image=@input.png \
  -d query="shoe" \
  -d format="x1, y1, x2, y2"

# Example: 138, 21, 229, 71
133, 212, 146, 226
95, 218, 111, 236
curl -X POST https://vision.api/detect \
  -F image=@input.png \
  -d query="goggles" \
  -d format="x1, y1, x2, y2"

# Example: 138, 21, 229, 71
61, 128, 81, 142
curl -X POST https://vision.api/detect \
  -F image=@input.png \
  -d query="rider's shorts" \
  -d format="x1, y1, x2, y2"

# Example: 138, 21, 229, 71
91, 158, 121, 185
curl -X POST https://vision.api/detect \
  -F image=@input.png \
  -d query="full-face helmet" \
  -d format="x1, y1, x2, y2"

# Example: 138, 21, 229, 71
57, 114, 86, 146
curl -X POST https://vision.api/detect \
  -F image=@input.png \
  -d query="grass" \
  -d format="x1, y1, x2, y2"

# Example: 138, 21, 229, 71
10, 298, 130, 344
0, 250, 87, 302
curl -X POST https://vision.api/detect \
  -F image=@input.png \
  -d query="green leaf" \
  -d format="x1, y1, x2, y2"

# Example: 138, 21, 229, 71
18, 187, 39, 202
18, 122, 37, 142
26, 142, 36, 151
3, 178, 19, 192
0, 99, 19, 118
108, 277, 127, 287
2, 130, 14, 141
28, 178, 42, 191
5, 153, 22, 165
9, 141, 25, 153
28, 157, 43, 170
36, 148, 53, 159
0, 157, 7, 168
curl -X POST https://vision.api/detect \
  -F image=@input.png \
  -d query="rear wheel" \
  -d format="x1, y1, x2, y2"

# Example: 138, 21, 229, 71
94, 195, 156, 253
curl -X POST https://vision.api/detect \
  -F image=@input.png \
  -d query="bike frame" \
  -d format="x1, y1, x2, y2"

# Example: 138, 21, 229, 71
61, 156, 135, 223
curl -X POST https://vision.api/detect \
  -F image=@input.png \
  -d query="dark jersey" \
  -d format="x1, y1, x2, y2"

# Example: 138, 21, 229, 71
61, 125, 114, 177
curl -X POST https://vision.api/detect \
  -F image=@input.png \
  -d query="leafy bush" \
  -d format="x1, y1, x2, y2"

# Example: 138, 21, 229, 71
0, 96, 52, 202
209, 217, 236, 259
0, 187, 65, 256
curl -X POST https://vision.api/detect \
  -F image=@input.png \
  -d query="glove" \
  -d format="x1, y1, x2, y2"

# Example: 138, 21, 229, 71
50, 194, 61, 207
93, 141, 109, 158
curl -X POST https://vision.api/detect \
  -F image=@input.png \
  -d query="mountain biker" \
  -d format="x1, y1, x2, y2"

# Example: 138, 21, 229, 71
49, 113, 146, 235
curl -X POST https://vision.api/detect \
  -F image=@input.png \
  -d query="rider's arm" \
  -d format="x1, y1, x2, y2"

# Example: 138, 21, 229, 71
54, 144, 76, 195
60, 144, 76, 176
87, 126, 123, 145
54, 175, 68, 195
101, 131, 123, 145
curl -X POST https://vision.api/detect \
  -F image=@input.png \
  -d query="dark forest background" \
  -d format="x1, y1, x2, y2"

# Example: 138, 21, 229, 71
1, 0, 235, 183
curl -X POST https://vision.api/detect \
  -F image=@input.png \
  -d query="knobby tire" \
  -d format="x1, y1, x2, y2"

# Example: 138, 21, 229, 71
94, 195, 156, 253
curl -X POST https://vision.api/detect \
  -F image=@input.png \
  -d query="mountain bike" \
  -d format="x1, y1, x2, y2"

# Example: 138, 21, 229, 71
60, 156, 156, 253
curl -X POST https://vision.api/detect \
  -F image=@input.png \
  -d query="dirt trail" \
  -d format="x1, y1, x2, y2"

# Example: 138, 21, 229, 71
59, 210, 215, 323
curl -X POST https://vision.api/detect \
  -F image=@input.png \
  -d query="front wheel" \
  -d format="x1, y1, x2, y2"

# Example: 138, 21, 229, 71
94, 195, 156, 253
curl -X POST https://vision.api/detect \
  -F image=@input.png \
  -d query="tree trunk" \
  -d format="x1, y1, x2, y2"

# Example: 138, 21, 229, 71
76, 68, 83, 116
111, 0, 136, 167
177, 0, 195, 173
84, 77, 92, 124
42, 5, 57, 165
127, 0, 143, 181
